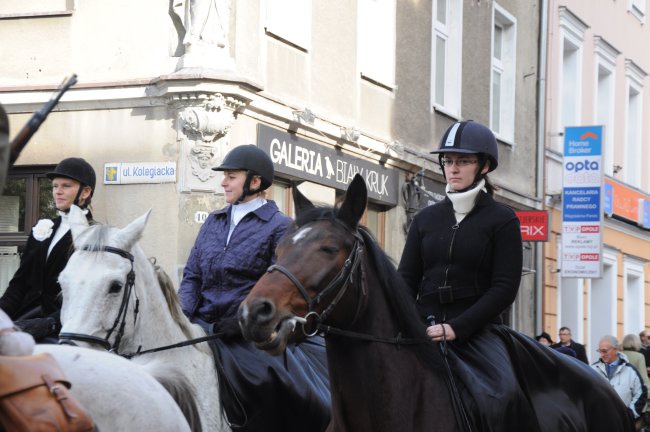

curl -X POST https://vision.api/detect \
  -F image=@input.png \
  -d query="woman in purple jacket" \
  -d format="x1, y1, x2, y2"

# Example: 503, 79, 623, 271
179, 144, 330, 432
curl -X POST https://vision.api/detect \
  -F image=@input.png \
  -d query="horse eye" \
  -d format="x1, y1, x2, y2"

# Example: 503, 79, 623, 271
108, 281, 123, 294
320, 245, 339, 254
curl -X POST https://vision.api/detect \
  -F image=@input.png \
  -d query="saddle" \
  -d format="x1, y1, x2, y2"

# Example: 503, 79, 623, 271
0, 353, 95, 432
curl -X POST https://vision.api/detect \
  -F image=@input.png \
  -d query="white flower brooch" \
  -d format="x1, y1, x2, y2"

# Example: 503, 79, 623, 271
32, 219, 54, 241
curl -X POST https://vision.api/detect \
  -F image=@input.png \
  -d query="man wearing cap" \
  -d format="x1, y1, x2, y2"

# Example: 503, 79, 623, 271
0, 157, 96, 342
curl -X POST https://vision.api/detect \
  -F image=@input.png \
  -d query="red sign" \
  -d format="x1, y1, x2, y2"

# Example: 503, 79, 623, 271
516, 211, 549, 241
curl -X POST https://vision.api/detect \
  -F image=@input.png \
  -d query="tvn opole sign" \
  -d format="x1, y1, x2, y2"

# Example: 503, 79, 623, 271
561, 126, 603, 278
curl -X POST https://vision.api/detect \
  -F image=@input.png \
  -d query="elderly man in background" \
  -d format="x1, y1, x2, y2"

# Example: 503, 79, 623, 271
592, 335, 647, 430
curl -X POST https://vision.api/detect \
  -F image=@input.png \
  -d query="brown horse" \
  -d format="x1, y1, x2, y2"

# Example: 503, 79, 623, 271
238, 175, 460, 432
239, 174, 637, 432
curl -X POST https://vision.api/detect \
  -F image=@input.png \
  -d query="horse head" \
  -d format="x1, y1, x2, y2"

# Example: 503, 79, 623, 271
239, 174, 368, 355
59, 206, 152, 353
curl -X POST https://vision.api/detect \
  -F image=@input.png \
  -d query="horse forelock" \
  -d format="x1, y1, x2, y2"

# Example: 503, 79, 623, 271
74, 223, 112, 251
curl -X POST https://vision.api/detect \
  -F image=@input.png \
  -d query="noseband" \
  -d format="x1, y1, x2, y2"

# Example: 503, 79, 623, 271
266, 222, 365, 336
59, 245, 139, 354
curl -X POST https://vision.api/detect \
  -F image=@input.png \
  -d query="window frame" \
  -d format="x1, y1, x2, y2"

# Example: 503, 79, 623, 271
490, 3, 517, 142
623, 59, 646, 189
358, 0, 397, 90
431, 0, 462, 117
0, 166, 55, 247
593, 36, 619, 177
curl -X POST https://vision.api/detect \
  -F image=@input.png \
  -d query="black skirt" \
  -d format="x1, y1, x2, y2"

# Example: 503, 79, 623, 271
445, 324, 634, 431
212, 335, 330, 432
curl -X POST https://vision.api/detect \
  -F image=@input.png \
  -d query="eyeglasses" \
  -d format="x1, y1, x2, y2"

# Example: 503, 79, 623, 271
440, 158, 478, 167
596, 348, 614, 354
559, 332, 571, 336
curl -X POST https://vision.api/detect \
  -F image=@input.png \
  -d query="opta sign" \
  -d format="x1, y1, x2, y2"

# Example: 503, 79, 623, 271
516, 211, 549, 242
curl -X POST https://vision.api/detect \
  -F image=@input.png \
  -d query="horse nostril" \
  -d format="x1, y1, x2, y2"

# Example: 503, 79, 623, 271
250, 299, 276, 324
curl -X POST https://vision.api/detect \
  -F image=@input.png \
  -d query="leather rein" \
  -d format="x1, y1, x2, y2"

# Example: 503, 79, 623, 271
266, 222, 423, 346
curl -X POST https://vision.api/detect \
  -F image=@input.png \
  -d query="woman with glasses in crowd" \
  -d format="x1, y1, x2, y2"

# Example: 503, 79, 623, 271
398, 120, 635, 431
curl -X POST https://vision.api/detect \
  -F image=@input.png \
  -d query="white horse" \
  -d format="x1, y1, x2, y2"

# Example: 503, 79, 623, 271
58, 206, 229, 432
0, 309, 192, 432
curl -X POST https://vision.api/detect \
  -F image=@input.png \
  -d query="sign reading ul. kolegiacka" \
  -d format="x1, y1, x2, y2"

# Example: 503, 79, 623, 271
257, 124, 398, 206
104, 162, 176, 185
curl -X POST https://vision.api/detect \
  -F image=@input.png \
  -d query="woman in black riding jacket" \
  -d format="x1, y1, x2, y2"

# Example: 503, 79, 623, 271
0, 157, 96, 342
398, 121, 634, 431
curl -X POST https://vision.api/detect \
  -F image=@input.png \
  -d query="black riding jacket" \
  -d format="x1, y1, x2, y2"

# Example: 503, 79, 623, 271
398, 192, 522, 341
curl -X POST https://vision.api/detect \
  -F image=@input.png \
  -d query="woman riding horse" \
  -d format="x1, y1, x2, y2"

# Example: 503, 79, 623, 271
399, 120, 635, 431
178, 145, 330, 431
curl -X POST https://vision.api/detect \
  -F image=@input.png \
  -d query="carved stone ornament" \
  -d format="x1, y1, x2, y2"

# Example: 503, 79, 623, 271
188, 143, 218, 181
175, 93, 236, 185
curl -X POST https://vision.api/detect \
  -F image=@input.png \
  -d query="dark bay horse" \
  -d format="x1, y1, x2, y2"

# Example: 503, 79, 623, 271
239, 174, 636, 432
239, 175, 460, 432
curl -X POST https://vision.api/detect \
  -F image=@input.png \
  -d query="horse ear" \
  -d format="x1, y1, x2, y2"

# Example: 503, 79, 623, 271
338, 174, 367, 229
115, 209, 152, 249
292, 182, 315, 217
69, 205, 90, 241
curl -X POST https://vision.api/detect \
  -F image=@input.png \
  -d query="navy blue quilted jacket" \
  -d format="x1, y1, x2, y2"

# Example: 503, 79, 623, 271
179, 200, 291, 323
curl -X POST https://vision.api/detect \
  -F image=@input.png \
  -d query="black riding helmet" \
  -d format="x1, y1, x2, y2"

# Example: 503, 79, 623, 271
431, 120, 498, 189
212, 145, 274, 201
46, 157, 96, 209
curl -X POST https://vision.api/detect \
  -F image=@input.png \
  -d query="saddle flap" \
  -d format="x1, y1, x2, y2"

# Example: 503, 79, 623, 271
0, 353, 70, 398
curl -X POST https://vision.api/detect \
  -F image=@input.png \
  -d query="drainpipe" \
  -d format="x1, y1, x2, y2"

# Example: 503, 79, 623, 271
535, 0, 549, 334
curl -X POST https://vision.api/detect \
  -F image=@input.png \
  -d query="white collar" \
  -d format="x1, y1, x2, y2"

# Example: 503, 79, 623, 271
445, 179, 486, 215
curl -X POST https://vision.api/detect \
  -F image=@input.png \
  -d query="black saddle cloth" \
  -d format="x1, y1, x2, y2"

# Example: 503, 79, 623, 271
446, 324, 635, 432
208, 332, 330, 432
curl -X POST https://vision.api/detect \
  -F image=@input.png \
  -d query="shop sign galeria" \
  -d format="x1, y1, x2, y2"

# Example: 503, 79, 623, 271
257, 124, 398, 206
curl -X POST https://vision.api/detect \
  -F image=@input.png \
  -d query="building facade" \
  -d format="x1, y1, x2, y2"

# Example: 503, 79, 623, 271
0, 0, 541, 332
542, 0, 650, 360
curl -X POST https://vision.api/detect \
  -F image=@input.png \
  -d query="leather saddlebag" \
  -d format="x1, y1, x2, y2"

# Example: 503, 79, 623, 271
0, 353, 95, 432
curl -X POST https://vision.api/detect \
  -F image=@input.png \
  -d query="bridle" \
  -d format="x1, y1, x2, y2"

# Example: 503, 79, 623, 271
59, 245, 139, 354
266, 221, 422, 346
266, 221, 365, 337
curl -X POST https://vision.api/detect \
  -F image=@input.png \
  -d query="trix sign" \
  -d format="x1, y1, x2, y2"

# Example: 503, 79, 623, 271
516, 211, 549, 241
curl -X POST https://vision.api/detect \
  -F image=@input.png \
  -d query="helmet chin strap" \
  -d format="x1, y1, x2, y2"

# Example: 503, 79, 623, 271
56, 184, 89, 213
235, 171, 262, 204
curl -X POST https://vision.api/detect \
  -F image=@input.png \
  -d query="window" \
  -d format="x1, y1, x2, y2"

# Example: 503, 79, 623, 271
362, 204, 386, 247
358, 0, 396, 88
623, 257, 644, 335
265, 0, 312, 50
432, 0, 462, 116
0, 0, 74, 17
556, 7, 587, 152
588, 249, 617, 359
593, 37, 618, 177
0, 167, 56, 295
624, 60, 645, 188
491, 4, 516, 141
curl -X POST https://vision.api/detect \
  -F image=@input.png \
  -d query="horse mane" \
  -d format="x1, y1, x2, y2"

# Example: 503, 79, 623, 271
294, 205, 443, 370
151, 259, 196, 341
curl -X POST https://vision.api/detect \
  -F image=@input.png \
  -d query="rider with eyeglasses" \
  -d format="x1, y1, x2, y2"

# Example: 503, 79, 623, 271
398, 120, 635, 430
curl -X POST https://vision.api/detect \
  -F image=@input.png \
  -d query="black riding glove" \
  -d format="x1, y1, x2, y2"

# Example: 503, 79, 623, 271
13, 317, 59, 341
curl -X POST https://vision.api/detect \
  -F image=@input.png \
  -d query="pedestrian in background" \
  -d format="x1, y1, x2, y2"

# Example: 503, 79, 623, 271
551, 326, 589, 364
535, 331, 554, 346
592, 335, 647, 429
